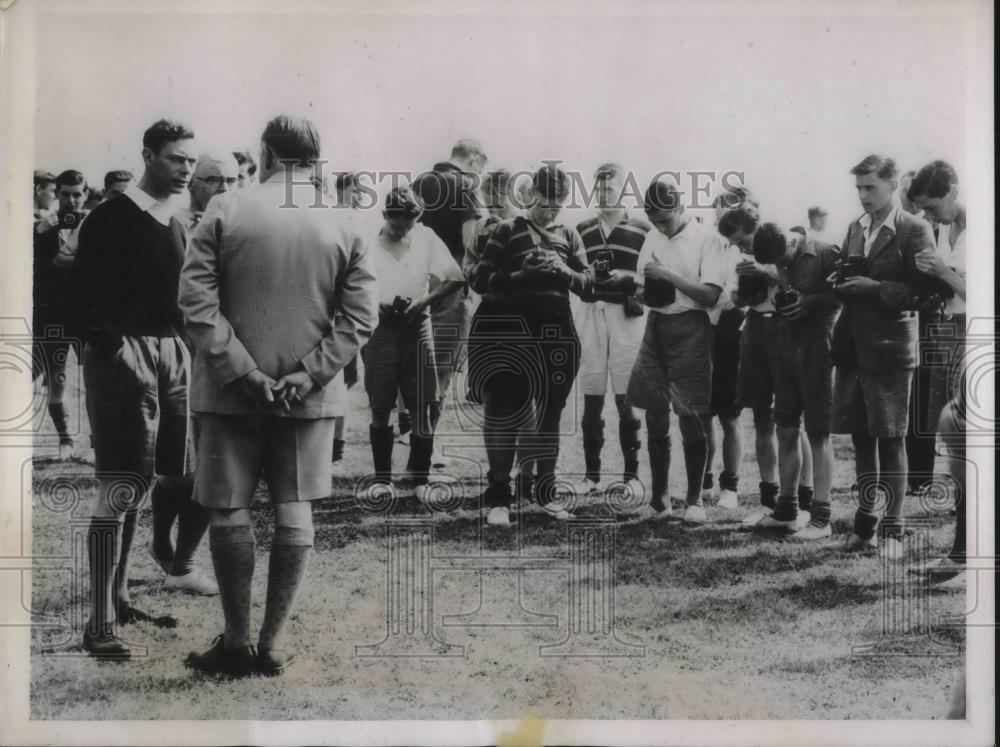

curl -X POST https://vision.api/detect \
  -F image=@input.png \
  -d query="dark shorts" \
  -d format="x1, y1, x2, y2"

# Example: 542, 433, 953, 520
193, 413, 336, 509
467, 297, 579, 413
710, 308, 744, 418
627, 310, 713, 416
774, 320, 836, 435
832, 365, 914, 438
83, 335, 190, 478
737, 313, 781, 426
361, 314, 438, 413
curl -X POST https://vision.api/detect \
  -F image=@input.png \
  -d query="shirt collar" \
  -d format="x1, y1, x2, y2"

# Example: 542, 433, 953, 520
124, 182, 175, 226
859, 205, 899, 234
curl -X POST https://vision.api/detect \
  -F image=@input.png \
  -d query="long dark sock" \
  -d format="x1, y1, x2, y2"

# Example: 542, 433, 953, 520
772, 494, 799, 522
617, 410, 641, 482
150, 479, 180, 564
258, 525, 314, 651
582, 396, 605, 482
759, 481, 779, 510
646, 436, 671, 509
797, 485, 815, 513
407, 434, 434, 485
808, 501, 832, 529
114, 509, 139, 606
682, 438, 708, 507
87, 516, 122, 631
534, 409, 563, 507
171, 476, 209, 576
370, 425, 395, 484
720, 471, 739, 491
209, 524, 256, 649
428, 400, 442, 435
332, 439, 345, 462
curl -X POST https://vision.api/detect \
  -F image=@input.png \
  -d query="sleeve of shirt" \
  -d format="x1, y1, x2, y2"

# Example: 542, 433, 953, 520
878, 219, 935, 309
72, 209, 122, 356
462, 219, 486, 280
699, 233, 729, 289
428, 231, 466, 283
714, 244, 741, 311
298, 228, 379, 388
469, 221, 510, 294
808, 243, 843, 315
563, 227, 595, 297
635, 233, 656, 288
178, 198, 259, 386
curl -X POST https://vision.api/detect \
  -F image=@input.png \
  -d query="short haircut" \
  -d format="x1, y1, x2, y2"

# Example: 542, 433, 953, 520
450, 138, 487, 165
907, 160, 959, 201
232, 148, 258, 175
594, 162, 625, 182
384, 186, 423, 218
261, 115, 321, 168
334, 171, 358, 192
752, 222, 788, 264
644, 178, 683, 212
482, 169, 511, 198
850, 154, 899, 181
142, 119, 195, 155
806, 206, 827, 220
103, 170, 133, 190
789, 225, 807, 236
713, 185, 759, 211
34, 170, 56, 189
532, 163, 570, 202
55, 169, 88, 192
717, 206, 760, 238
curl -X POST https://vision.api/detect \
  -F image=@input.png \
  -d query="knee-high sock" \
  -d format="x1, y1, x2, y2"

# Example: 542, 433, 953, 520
48, 402, 70, 441
114, 509, 139, 605
646, 437, 671, 508
370, 425, 395, 484
582, 395, 605, 482
258, 525, 314, 651
617, 406, 641, 482
172, 476, 209, 576
209, 524, 256, 649
87, 515, 123, 630
682, 439, 708, 506
150, 479, 181, 564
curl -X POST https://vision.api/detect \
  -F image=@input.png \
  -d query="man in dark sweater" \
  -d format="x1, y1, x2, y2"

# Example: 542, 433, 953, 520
73, 119, 200, 657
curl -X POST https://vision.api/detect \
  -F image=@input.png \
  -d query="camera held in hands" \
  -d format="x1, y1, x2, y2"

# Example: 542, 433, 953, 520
774, 288, 800, 313
833, 255, 866, 283
592, 249, 614, 280
643, 277, 676, 308
389, 295, 412, 320
58, 210, 86, 230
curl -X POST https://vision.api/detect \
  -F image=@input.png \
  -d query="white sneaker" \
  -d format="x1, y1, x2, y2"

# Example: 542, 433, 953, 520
909, 556, 963, 576
879, 535, 906, 562
700, 486, 716, 502
791, 523, 832, 541
717, 488, 739, 510
682, 504, 708, 525
163, 569, 219, 596
742, 509, 771, 527
486, 506, 511, 527
573, 476, 603, 497
795, 510, 811, 530
755, 514, 798, 531
548, 507, 573, 521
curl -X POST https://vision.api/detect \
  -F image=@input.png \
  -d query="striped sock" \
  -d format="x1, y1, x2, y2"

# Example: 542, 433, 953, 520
797, 485, 814, 512
808, 502, 832, 528
772, 494, 799, 522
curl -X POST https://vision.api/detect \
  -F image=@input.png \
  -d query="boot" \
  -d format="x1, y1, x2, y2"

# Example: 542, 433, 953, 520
369, 425, 395, 484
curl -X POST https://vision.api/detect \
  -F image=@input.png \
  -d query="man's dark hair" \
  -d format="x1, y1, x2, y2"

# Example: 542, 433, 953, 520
789, 225, 807, 236
806, 206, 827, 220
718, 206, 760, 238
103, 170, 133, 190
752, 222, 788, 264
384, 186, 423, 218
644, 178, 682, 212
482, 169, 511, 202
450, 138, 487, 166
907, 160, 958, 201
850, 154, 899, 181
233, 148, 258, 176
55, 169, 88, 192
532, 163, 570, 202
713, 185, 759, 211
142, 119, 195, 155
261, 115, 321, 168
594, 162, 625, 182
34, 170, 56, 189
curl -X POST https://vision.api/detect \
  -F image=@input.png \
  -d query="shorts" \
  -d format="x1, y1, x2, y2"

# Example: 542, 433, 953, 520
83, 335, 191, 478
737, 313, 781, 426
832, 365, 914, 438
710, 308, 744, 418
192, 413, 336, 509
773, 320, 835, 435
361, 314, 438, 413
467, 297, 579, 413
431, 289, 474, 379
626, 310, 712, 416
574, 300, 645, 396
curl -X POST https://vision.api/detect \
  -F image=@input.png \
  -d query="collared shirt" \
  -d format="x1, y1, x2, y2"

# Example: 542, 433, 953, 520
176, 205, 201, 234
636, 219, 728, 315
124, 182, 176, 227
778, 235, 842, 325
708, 242, 742, 324
936, 222, 966, 315
859, 205, 900, 256
373, 223, 464, 304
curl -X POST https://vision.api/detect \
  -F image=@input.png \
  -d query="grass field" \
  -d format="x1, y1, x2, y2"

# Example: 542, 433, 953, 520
28, 357, 965, 721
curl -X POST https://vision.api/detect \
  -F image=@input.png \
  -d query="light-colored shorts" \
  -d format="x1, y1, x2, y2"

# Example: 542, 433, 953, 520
574, 300, 645, 396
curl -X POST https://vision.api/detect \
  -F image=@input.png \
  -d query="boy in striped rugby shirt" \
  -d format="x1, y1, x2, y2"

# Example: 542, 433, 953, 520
573, 163, 650, 498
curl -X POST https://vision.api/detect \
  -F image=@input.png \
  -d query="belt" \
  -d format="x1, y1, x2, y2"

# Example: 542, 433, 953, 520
747, 309, 776, 319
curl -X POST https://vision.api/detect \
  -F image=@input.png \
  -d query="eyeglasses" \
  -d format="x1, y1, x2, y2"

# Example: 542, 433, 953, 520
197, 176, 239, 188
